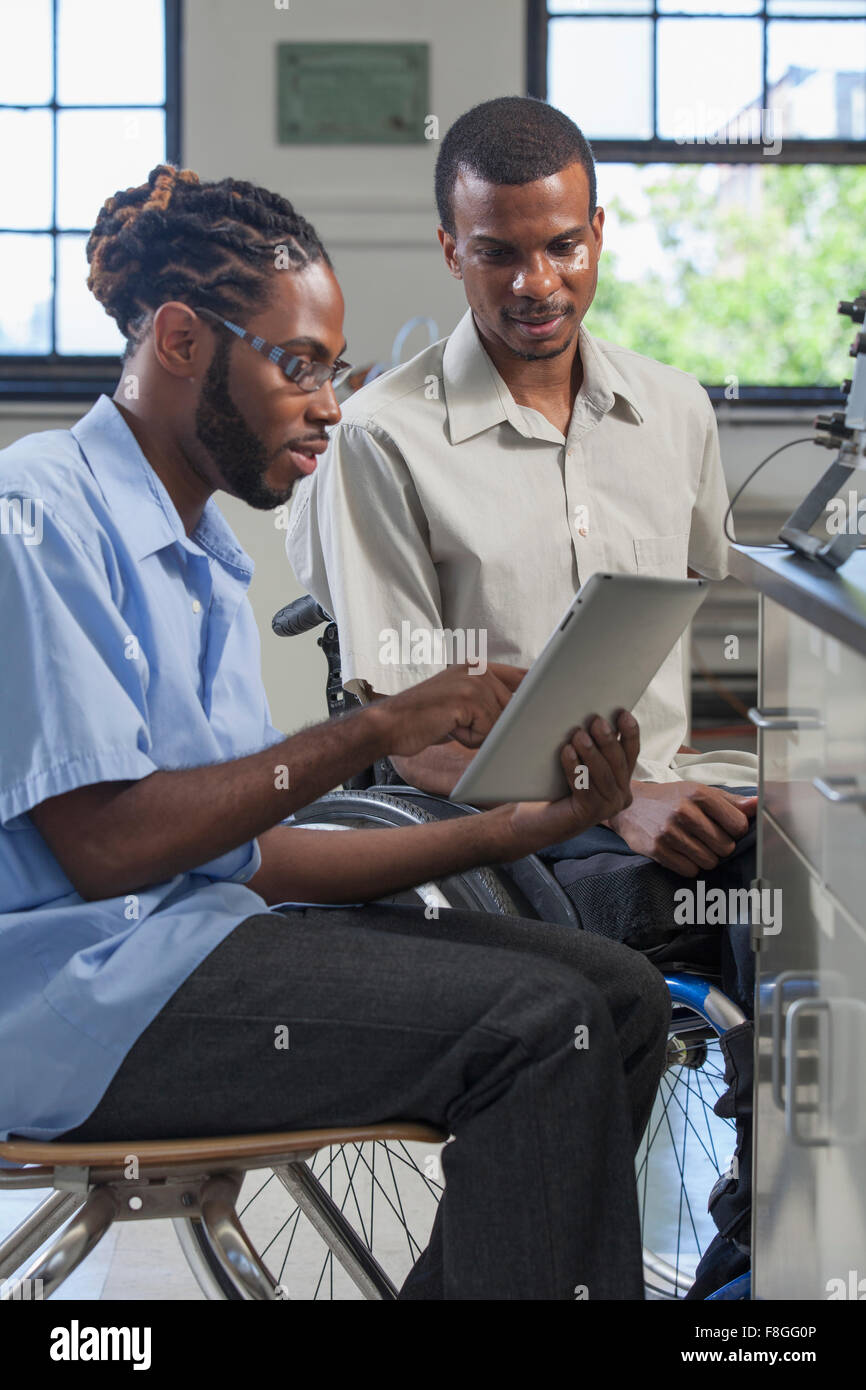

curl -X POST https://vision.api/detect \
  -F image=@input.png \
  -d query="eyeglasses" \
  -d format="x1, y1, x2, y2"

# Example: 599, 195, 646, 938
193, 306, 351, 393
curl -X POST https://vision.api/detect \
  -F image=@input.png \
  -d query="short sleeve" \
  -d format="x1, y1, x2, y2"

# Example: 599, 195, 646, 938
688, 393, 732, 581
287, 421, 445, 697
0, 495, 157, 829
194, 836, 263, 884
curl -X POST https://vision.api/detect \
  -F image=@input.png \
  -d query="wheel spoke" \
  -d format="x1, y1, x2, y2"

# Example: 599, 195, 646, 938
638, 1013, 739, 1299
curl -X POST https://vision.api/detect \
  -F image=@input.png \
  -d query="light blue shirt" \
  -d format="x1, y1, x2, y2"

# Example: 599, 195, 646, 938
0, 394, 287, 1142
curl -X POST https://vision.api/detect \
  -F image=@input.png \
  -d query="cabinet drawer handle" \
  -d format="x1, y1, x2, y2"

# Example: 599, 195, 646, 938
771, 971, 820, 1111
785, 998, 831, 1148
812, 776, 866, 805
748, 707, 824, 731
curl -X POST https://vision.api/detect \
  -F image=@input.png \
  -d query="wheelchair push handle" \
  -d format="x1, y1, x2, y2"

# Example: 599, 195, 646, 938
272, 594, 332, 637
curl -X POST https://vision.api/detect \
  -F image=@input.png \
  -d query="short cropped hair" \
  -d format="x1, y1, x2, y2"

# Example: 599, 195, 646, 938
435, 96, 597, 235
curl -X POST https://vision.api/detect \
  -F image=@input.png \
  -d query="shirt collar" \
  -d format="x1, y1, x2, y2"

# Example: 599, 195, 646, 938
71, 394, 254, 578
442, 308, 644, 445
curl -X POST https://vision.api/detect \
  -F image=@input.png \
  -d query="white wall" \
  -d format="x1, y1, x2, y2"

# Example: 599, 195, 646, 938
0, 0, 840, 736
184, 0, 525, 364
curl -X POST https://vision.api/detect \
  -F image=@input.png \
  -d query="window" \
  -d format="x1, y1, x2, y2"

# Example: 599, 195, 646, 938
0, 0, 180, 399
528, 1, 866, 397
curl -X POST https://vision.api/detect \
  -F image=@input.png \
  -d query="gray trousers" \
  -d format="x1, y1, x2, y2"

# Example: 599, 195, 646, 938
60, 903, 671, 1300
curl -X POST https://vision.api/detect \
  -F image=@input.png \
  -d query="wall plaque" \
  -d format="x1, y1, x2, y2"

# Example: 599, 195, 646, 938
277, 42, 430, 145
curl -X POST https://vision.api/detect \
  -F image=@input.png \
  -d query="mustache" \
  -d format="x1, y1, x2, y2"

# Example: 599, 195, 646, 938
271, 434, 328, 460
503, 304, 575, 323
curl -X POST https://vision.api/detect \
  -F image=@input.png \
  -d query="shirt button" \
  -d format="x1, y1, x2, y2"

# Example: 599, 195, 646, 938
192, 599, 202, 614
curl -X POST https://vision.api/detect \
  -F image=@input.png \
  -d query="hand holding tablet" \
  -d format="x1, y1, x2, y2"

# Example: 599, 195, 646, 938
493, 708, 642, 860
450, 573, 708, 804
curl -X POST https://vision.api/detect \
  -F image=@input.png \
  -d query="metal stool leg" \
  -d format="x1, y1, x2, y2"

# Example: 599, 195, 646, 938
0, 1191, 83, 1281
2, 1188, 117, 1300
198, 1175, 280, 1300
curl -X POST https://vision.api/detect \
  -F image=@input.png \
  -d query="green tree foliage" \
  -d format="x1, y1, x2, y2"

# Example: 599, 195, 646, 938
587, 164, 866, 386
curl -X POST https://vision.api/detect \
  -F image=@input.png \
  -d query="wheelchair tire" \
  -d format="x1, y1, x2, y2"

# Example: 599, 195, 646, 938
289, 788, 526, 917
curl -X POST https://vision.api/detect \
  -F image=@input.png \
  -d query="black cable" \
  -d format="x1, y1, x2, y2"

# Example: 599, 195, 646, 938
723, 436, 816, 545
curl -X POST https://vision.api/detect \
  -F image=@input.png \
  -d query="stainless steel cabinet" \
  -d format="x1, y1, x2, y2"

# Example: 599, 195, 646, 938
750, 588, 866, 1300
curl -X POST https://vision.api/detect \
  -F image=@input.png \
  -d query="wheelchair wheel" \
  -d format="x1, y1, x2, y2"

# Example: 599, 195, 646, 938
173, 789, 745, 1300
173, 1137, 445, 1300
284, 786, 572, 920
638, 976, 745, 1299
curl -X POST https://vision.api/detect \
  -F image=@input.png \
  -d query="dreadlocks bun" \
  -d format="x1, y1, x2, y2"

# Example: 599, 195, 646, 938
142, 164, 200, 212
86, 163, 329, 347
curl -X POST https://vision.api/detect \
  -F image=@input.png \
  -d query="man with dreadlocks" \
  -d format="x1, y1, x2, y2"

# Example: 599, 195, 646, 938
0, 164, 670, 1300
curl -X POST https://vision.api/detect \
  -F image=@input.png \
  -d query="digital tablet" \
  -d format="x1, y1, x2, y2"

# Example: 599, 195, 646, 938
449, 572, 708, 804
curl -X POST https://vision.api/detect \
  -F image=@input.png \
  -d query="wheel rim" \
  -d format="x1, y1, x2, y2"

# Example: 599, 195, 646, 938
178, 1138, 444, 1300
638, 978, 745, 1299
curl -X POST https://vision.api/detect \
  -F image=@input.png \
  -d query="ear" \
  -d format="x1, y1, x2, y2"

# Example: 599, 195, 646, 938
437, 226, 463, 282
152, 301, 209, 379
591, 205, 605, 259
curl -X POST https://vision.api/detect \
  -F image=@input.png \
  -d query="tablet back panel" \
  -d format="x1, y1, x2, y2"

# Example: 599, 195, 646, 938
450, 572, 707, 804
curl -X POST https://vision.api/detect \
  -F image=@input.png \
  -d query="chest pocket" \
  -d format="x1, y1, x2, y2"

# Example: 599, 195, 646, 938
632, 533, 689, 578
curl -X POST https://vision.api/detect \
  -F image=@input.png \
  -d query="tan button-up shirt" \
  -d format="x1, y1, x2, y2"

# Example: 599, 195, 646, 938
287, 308, 757, 787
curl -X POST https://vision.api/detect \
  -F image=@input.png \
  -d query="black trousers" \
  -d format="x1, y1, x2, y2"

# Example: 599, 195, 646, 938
60, 903, 671, 1300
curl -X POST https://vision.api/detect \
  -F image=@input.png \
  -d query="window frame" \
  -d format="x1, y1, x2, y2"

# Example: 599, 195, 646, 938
0, 0, 182, 402
527, 0, 866, 404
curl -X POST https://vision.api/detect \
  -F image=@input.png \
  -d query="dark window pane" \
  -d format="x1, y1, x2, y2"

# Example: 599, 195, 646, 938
768, 20, 866, 137
0, 0, 52, 105
0, 234, 52, 353
0, 112, 52, 229
549, 18, 652, 138
658, 20, 763, 141
57, 0, 164, 105
57, 109, 166, 230
56, 233, 124, 355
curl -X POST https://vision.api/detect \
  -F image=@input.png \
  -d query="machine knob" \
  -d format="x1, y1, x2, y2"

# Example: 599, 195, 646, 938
814, 411, 854, 440
838, 296, 866, 324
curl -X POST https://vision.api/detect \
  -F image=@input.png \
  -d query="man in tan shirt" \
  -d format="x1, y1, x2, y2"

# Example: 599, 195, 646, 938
288, 95, 758, 885
289, 98, 758, 1295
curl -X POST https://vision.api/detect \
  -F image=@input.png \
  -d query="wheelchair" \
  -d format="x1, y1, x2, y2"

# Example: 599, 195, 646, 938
0, 596, 747, 1302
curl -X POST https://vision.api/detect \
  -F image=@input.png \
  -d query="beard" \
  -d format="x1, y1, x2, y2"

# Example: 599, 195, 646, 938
194, 335, 291, 510
501, 305, 579, 362
509, 336, 575, 363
